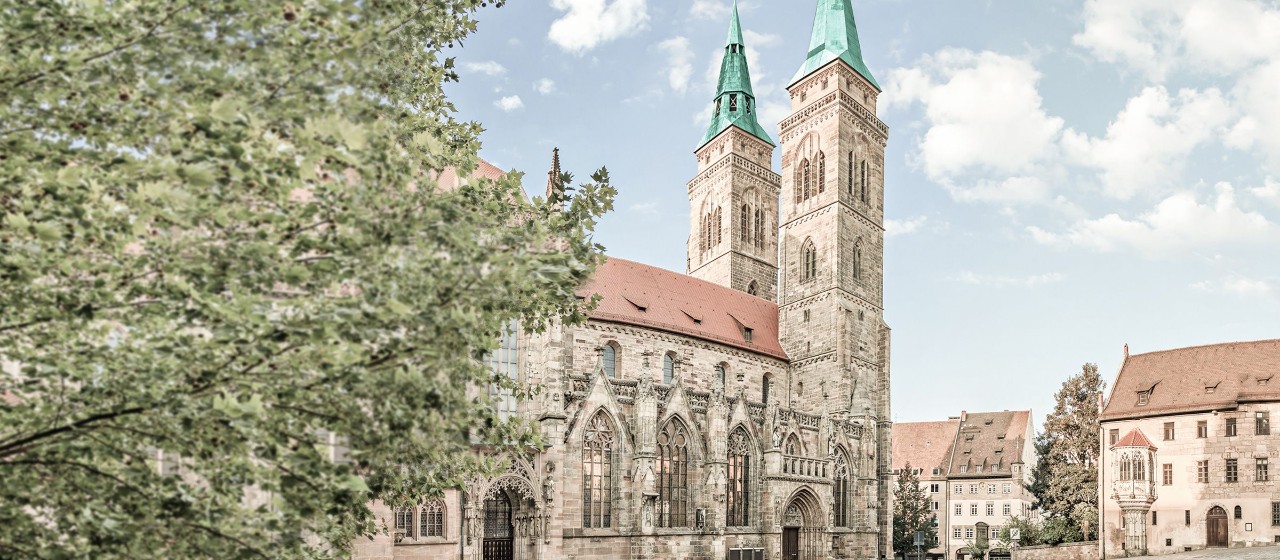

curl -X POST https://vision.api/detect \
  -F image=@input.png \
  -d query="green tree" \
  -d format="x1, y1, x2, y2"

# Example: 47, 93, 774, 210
0, 1, 614, 558
1028, 363, 1105, 541
892, 462, 937, 558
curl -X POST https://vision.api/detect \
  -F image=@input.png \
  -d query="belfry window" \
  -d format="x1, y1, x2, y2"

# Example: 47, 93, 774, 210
802, 159, 812, 201
834, 449, 851, 527
740, 204, 750, 242
582, 411, 615, 528
657, 420, 691, 527
801, 239, 817, 283
729, 94, 738, 112
726, 427, 752, 526
848, 152, 855, 195
714, 99, 721, 117
817, 151, 826, 194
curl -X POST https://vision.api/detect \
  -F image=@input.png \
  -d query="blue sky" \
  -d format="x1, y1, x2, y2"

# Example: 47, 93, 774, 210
445, 0, 1280, 427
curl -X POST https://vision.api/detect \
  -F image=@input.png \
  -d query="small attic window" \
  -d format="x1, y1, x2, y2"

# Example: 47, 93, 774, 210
964, 434, 974, 442
995, 448, 1004, 454
996, 435, 1006, 440
682, 311, 702, 325
743, 327, 753, 343
984, 419, 993, 425
1137, 390, 1150, 406
1258, 374, 1273, 386
959, 465, 968, 473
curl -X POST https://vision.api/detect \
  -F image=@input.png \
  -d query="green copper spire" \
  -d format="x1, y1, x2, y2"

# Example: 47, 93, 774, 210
790, 0, 880, 90
699, 1, 773, 150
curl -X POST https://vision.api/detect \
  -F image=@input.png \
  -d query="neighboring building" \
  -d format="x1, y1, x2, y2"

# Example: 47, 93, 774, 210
892, 411, 1035, 560
1099, 339, 1280, 557
353, 1, 896, 559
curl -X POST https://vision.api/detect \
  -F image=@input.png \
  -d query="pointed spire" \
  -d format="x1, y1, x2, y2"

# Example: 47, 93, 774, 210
699, 3, 773, 150
791, 0, 880, 90
545, 147, 563, 210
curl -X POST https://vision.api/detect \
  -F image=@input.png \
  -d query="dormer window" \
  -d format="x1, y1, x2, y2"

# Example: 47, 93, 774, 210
743, 327, 753, 343
1137, 390, 1150, 406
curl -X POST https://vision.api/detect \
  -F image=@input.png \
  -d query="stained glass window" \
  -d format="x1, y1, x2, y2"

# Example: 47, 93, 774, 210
726, 427, 752, 526
583, 412, 614, 528
657, 420, 690, 527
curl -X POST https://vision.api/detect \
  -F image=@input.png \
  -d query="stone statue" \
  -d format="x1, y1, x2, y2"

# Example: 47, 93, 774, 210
828, 433, 837, 457
772, 426, 783, 449
543, 475, 555, 503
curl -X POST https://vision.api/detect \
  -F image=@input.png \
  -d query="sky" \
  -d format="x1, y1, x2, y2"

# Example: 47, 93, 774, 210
443, 0, 1280, 428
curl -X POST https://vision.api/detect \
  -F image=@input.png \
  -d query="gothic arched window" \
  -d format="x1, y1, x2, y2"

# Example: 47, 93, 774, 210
802, 159, 812, 201
714, 207, 723, 246
726, 427, 752, 526
747, 281, 758, 297
817, 152, 826, 194
762, 374, 771, 404
602, 342, 620, 378
801, 239, 817, 283
716, 364, 727, 389
834, 449, 851, 528
699, 214, 707, 252
1119, 452, 1132, 481
422, 499, 445, 537
754, 208, 765, 248
395, 508, 414, 538
848, 151, 855, 195
663, 352, 676, 384
740, 204, 750, 242
860, 160, 869, 203
657, 420, 691, 527
583, 411, 615, 528
853, 241, 863, 282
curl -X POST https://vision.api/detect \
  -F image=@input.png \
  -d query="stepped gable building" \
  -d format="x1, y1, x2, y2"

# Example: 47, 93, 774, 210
354, 1, 895, 559
1099, 339, 1280, 557
891, 411, 1035, 560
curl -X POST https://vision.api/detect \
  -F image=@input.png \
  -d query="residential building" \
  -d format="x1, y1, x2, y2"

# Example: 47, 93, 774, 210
892, 410, 1035, 560
353, 1, 897, 559
1100, 339, 1280, 556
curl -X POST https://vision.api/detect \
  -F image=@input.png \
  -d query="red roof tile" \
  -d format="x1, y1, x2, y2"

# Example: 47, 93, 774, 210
1113, 428, 1156, 450
947, 410, 1032, 478
578, 258, 787, 360
1101, 339, 1280, 421
433, 158, 509, 192
892, 420, 960, 476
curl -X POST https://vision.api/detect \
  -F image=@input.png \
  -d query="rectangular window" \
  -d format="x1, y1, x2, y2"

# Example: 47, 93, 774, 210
954, 484, 963, 495
1272, 502, 1280, 526
1227, 459, 1239, 483
986, 503, 994, 516
933, 501, 940, 511
1164, 422, 1175, 441
954, 527, 962, 539
1258, 412, 1271, 435
965, 528, 975, 539
1152, 511, 1158, 525
395, 508, 415, 539
1002, 483, 1011, 494
970, 504, 978, 516
1163, 463, 1173, 486
955, 504, 963, 516
969, 484, 978, 494
991, 527, 1000, 539
1186, 510, 1192, 526
1109, 429, 1119, 445
1227, 418, 1238, 437
1197, 420, 1209, 438
1259, 458, 1270, 482
1197, 460, 1209, 483
988, 484, 996, 495
931, 483, 940, 493
1003, 503, 1011, 515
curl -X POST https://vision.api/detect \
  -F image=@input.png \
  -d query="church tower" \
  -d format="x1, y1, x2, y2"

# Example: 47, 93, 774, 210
776, 0, 892, 557
687, 1, 781, 301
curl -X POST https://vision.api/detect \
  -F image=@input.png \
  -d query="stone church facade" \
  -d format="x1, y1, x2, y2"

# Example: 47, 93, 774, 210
353, 1, 894, 558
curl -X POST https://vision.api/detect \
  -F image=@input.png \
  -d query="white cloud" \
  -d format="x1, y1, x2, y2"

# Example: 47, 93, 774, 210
657, 37, 694, 94
495, 95, 524, 112
943, 176, 1052, 205
1029, 183, 1280, 257
690, 0, 728, 20
548, 0, 649, 55
463, 61, 507, 77
534, 79, 557, 95
1074, 0, 1280, 80
1062, 86, 1232, 200
884, 50, 1064, 182
629, 201, 660, 217
1252, 177, 1280, 206
1193, 276, 1280, 302
954, 271, 1065, 288
885, 216, 928, 237
1226, 60, 1280, 169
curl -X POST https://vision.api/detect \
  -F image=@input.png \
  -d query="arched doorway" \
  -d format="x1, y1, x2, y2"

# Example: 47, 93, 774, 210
1207, 506, 1228, 548
780, 489, 825, 560
483, 492, 513, 560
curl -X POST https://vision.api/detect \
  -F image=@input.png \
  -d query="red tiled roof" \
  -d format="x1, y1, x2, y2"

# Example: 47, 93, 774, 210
1113, 428, 1156, 450
892, 420, 960, 476
947, 410, 1032, 478
577, 258, 787, 360
1101, 339, 1280, 421
433, 159, 509, 192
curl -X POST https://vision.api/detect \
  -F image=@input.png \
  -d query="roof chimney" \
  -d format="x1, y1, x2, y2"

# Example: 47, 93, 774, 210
1124, 343, 1129, 358
960, 410, 967, 423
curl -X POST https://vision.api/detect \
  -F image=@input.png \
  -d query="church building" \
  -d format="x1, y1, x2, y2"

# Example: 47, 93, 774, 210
352, 1, 895, 558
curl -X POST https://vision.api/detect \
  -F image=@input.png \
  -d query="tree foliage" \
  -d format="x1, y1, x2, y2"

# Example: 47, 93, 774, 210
1028, 363, 1105, 541
892, 462, 937, 557
0, 1, 614, 558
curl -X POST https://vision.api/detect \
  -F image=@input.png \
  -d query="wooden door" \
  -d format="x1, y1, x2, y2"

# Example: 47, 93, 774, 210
782, 527, 800, 560
483, 494, 513, 560
1207, 506, 1228, 548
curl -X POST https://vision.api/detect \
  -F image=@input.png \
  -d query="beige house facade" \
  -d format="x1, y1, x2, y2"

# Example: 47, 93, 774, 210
1099, 339, 1280, 557
892, 411, 1035, 560
353, 1, 897, 559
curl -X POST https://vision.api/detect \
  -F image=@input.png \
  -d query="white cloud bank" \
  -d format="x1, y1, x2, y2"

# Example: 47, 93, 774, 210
548, 0, 649, 55
885, 216, 928, 237
534, 79, 557, 95
657, 37, 694, 94
495, 95, 524, 112
954, 271, 1065, 288
462, 61, 507, 77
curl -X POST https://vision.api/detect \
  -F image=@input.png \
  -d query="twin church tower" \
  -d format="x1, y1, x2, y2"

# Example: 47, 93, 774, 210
689, 0, 893, 554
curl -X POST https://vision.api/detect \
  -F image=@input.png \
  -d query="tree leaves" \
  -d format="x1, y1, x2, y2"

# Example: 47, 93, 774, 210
1027, 363, 1105, 541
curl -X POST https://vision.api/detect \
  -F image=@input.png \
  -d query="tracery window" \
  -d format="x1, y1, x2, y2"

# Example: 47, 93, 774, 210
714, 207, 723, 246
753, 208, 765, 248
657, 420, 691, 527
802, 159, 812, 201
747, 280, 759, 296
583, 412, 615, 528
801, 239, 817, 283
602, 342, 620, 378
487, 320, 519, 420
740, 204, 750, 242
663, 352, 675, 384
834, 449, 852, 527
421, 499, 445, 537
860, 160, 869, 203
726, 428, 752, 527
848, 151, 855, 195
395, 508, 414, 538
817, 152, 826, 194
